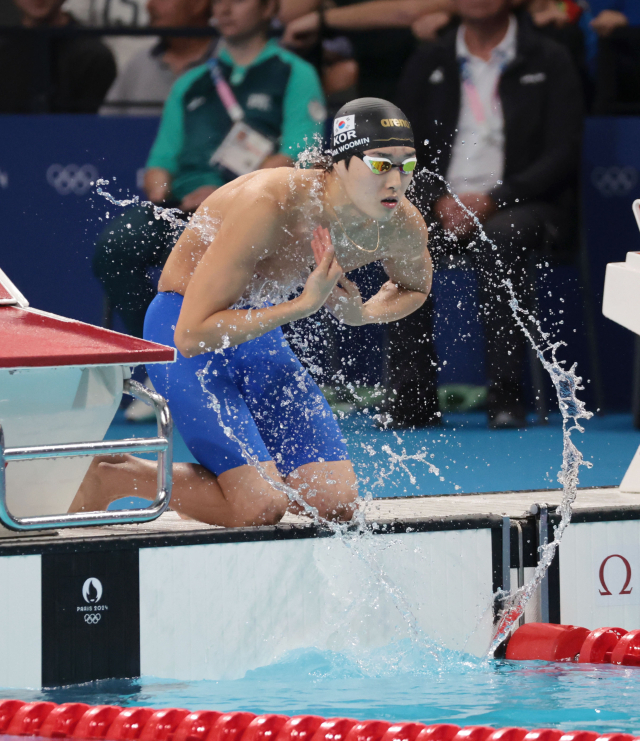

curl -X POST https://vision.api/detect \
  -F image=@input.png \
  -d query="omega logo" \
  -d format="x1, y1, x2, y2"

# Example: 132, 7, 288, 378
599, 554, 633, 596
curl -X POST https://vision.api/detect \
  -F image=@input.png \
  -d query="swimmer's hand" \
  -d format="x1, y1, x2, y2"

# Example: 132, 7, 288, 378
308, 226, 366, 325
325, 275, 366, 326
298, 226, 344, 316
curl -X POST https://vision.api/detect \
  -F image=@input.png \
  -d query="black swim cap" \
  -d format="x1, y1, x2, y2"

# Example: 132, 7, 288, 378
330, 97, 414, 163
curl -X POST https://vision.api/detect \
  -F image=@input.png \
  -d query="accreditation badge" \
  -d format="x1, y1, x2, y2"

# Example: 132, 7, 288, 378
209, 122, 275, 177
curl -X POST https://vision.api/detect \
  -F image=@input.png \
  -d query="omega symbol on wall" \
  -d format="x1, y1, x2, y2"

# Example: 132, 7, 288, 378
594, 544, 640, 606
599, 555, 632, 596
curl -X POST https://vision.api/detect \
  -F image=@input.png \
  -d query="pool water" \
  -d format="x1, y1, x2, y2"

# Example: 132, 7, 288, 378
2, 646, 639, 734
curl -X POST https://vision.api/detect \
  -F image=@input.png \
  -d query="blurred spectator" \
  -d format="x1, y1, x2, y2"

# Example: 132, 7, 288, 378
0, 0, 116, 112
588, 0, 639, 36
580, 0, 639, 88
385, 0, 583, 429
93, 0, 325, 347
525, 0, 582, 27
282, 0, 452, 101
523, 0, 587, 96
101, 0, 215, 116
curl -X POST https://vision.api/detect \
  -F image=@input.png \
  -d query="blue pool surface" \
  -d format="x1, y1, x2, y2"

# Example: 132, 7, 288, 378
105, 410, 640, 508
1, 647, 640, 733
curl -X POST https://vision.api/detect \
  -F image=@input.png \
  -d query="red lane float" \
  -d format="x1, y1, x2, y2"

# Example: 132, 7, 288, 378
452, 727, 495, 741
41, 703, 91, 738
380, 722, 428, 741
0, 700, 26, 733
344, 720, 392, 741
173, 710, 222, 741
6, 702, 57, 736
522, 731, 564, 741
209, 712, 257, 741
505, 623, 640, 666
107, 708, 156, 740
610, 630, 640, 666
243, 715, 290, 741
312, 718, 359, 741
578, 629, 627, 664
505, 625, 590, 662
487, 728, 528, 741
0, 700, 636, 741
139, 708, 191, 741
558, 733, 599, 741
277, 716, 325, 741
72, 706, 123, 739
416, 726, 460, 741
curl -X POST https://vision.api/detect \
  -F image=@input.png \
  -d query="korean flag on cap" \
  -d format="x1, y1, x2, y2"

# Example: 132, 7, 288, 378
333, 115, 355, 136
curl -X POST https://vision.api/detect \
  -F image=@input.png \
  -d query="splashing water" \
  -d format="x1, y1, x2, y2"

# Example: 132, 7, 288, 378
487, 280, 593, 654
412, 167, 594, 654
95, 159, 593, 662
95, 178, 221, 243
194, 355, 447, 661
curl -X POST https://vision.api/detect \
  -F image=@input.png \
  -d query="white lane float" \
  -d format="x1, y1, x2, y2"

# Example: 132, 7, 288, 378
0, 267, 175, 534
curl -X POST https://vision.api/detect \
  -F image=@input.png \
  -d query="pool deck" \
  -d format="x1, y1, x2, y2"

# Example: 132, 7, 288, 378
1, 486, 639, 552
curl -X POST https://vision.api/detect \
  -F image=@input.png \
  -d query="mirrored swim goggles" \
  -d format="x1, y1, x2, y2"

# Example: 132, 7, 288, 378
356, 154, 418, 175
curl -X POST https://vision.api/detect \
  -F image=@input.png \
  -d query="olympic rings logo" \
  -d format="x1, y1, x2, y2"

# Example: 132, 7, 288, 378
84, 613, 102, 625
46, 164, 99, 196
591, 166, 638, 197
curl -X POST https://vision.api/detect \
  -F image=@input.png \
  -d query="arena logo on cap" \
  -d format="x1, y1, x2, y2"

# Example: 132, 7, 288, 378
381, 118, 411, 129
334, 115, 355, 136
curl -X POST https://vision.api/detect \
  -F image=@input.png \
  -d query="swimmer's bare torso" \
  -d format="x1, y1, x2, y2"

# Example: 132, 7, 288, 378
159, 164, 432, 359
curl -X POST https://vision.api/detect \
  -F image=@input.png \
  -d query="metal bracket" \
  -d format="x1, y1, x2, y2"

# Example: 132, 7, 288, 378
0, 378, 173, 531
502, 516, 511, 595
514, 520, 525, 627
536, 504, 550, 623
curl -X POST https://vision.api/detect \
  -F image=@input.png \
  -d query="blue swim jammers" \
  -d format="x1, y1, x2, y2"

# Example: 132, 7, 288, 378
143, 291, 350, 477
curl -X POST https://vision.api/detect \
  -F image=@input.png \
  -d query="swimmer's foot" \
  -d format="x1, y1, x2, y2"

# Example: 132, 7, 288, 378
68, 455, 127, 514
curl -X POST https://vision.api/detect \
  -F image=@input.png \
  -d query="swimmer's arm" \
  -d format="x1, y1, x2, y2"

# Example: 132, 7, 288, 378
174, 198, 341, 356
367, 230, 432, 324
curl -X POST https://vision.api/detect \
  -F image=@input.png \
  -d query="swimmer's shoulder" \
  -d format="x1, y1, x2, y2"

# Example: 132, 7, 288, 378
392, 199, 429, 254
199, 169, 285, 215
197, 168, 321, 228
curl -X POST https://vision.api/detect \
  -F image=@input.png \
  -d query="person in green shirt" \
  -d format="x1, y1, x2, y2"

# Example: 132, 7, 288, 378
93, 0, 326, 343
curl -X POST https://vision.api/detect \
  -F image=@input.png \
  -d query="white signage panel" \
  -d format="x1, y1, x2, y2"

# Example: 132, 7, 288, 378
560, 520, 640, 629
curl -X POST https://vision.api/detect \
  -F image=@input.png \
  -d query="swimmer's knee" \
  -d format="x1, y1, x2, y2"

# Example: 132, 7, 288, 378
243, 493, 288, 527
307, 485, 359, 523
321, 493, 359, 522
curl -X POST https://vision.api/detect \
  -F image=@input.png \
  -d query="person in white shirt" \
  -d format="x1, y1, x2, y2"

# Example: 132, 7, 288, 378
385, 0, 583, 429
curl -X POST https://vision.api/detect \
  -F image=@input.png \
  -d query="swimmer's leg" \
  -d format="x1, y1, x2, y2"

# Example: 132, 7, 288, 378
69, 455, 289, 528
286, 460, 359, 522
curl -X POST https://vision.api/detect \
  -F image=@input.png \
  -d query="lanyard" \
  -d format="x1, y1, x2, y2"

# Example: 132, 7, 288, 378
459, 50, 509, 125
208, 57, 244, 123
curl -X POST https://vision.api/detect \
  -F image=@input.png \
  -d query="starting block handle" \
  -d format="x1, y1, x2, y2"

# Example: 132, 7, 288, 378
0, 378, 173, 531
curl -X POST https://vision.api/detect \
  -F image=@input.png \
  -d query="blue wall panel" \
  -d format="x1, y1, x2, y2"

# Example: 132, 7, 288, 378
0, 115, 158, 327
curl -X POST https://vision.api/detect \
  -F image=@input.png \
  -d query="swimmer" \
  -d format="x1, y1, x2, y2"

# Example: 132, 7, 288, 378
70, 98, 433, 528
